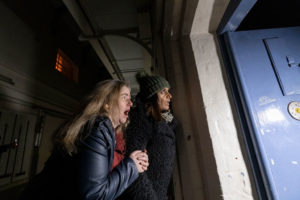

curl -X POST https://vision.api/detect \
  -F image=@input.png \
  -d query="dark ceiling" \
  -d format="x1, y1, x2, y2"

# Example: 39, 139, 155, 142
238, 0, 300, 31
1, 0, 113, 98
1, 0, 82, 44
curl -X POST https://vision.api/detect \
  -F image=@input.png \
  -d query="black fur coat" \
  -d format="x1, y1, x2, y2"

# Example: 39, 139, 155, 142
119, 96, 177, 200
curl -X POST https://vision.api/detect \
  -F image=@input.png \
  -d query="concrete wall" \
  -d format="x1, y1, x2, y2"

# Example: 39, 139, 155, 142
189, 0, 257, 199
161, 0, 259, 199
164, 38, 217, 200
189, 33, 255, 199
0, 1, 77, 99
0, 3, 74, 191
36, 115, 65, 173
0, 1, 109, 193
0, 1, 110, 100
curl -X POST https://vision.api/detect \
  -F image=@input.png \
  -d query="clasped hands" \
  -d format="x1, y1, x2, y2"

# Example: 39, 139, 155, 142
130, 150, 149, 173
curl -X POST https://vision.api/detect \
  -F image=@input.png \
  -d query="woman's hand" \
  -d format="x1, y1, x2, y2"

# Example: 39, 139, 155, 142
130, 150, 149, 173
136, 150, 149, 171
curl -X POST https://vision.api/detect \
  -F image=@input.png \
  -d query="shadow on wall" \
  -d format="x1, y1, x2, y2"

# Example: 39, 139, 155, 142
163, 35, 222, 199
212, 33, 259, 199
210, 0, 259, 199
181, 36, 222, 200
0, 183, 26, 200
208, 0, 230, 34
0, 1, 82, 199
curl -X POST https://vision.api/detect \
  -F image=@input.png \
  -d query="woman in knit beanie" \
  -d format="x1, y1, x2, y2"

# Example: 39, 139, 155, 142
119, 72, 177, 200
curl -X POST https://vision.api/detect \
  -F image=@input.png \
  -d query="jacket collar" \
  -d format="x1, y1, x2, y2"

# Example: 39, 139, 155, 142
96, 115, 115, 134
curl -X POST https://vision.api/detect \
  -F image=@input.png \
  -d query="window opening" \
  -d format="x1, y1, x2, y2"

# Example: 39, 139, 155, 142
55, 49, 78, 83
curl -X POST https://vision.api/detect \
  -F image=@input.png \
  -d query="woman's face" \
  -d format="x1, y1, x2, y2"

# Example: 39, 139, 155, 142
157, 87, 172, 111
111, 86, 133, 128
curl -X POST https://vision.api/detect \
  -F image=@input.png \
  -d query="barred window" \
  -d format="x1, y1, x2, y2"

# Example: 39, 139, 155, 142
55, 49, 78, 83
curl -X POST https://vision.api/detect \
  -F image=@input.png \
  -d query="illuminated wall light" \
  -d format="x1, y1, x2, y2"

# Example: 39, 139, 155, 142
54, 49, 78, 83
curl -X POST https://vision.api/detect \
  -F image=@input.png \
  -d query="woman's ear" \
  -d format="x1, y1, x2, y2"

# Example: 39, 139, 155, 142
105, 104, 110, 111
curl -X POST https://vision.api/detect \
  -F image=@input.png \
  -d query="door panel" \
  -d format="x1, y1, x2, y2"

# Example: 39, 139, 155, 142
264, 37, 300, 96
225, 27, 300, 200
0, 110, 36, 187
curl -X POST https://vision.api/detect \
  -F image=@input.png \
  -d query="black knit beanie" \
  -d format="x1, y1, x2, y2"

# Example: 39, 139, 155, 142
136, 72, 170, 99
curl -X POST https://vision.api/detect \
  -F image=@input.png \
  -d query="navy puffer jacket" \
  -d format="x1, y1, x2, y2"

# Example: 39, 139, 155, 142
20, 116, 138, 200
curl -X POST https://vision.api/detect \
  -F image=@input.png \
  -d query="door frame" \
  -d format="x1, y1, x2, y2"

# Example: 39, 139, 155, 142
216, 1, 268, 199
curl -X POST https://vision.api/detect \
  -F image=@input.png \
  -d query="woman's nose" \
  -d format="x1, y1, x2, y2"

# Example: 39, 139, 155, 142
167, 92, 172, 99
128, 99, 133, 106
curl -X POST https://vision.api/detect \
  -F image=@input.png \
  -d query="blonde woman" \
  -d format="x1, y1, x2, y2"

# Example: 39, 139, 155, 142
20, 80, 149, 200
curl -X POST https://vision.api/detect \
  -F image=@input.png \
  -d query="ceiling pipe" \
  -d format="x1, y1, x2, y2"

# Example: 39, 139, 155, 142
79, 32, 153, 57
62, 0, 122, 80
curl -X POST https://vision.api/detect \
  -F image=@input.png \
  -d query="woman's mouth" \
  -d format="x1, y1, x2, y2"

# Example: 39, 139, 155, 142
124, 110, 129, 117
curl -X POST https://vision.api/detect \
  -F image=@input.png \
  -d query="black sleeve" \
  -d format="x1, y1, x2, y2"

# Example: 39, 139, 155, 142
124, 111, 158, 199
123, 173, 158, 200
168, 117, 178, 131
125, 113, 153, 155
77, 128, 139, 200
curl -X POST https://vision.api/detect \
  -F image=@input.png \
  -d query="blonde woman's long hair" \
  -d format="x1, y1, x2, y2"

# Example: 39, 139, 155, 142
54, 80, 129, 155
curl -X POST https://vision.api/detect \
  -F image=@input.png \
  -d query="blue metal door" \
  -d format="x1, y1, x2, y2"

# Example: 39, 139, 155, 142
225, 27, 300, 200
